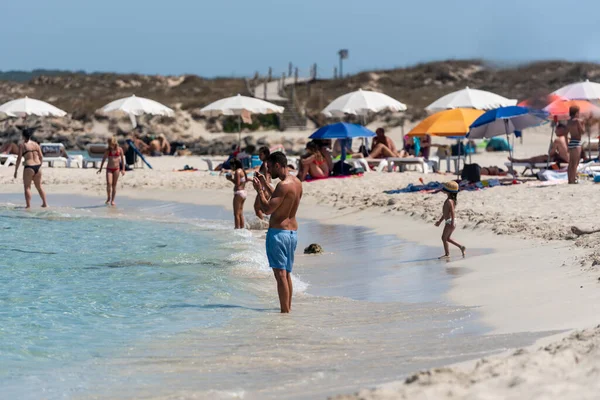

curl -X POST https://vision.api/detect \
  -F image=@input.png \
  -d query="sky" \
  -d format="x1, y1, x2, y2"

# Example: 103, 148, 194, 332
2, 0, 599, 78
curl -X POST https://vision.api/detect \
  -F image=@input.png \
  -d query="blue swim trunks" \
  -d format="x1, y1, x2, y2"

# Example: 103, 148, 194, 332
266, 228, 298, 273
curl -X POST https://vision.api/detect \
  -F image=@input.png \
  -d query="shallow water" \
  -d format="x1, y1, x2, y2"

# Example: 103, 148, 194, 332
0, 193, 554, 399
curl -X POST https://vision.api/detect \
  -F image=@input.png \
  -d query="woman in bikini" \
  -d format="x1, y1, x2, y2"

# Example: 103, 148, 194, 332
226, 159, 248, 229
298, 141, 330, 181
97, 136, 125, 206
566, 105, 584, 184
13, 129, 48, 209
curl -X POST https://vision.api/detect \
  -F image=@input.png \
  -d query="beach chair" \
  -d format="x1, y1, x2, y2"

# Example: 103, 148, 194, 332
0, 154, 17, 167
83, 143, 108, 168
386, 156, 439, 173
361, 158, 388, 172
504, 162, 555, 176
40, 143, 74, 168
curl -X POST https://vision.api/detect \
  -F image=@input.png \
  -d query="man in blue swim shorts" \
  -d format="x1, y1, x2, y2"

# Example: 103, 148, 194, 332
253, 152, 303, 313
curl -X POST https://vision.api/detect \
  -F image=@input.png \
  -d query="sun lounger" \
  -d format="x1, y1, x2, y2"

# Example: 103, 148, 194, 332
83, 143, 108, 168
386, 157, 439, 173
40, 143, 83, 168
0, 154, 17, 167
505, 162, 556, 176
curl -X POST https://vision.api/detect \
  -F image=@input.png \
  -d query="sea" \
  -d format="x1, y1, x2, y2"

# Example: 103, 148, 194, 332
0, 193, 553, 399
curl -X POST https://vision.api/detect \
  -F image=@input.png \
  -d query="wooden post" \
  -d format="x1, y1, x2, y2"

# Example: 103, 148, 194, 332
312, 63, 317, 79
288, 62, 293, 77
280, 73, 286, 96
334, 67, 338, 79
263, 79, 267, 100
268, 67, 272, 82
294, 67, 299, 84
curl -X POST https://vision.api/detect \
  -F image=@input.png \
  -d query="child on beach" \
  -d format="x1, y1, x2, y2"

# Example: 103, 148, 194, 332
226, 159, 248, 229
97, 136, 125, 206
434, 181, 466, 259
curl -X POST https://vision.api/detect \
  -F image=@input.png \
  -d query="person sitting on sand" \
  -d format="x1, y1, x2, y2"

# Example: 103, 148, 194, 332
567, 106, 585, 184
1, 140, 19, 155
369, 128, 403, 159
149, 134, 171, 156
313, 139, 334, 171
298, 141, 330, 182
508, 124, 569, 166
254, 147, 271, 220
13, 129, 48, 209
226, 158, 248, 229
333, 139, 364, 159
434, 181, 465, 259
97, 136, 125, 206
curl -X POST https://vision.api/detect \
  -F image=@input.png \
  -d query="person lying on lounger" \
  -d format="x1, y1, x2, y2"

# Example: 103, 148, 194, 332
508, 124, 569, 165
332, 139, 363, 159
369, 128, 406, 159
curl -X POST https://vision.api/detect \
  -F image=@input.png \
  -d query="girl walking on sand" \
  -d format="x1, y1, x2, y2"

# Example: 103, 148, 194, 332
435, 181, 465, 259
97, 136, 125, 206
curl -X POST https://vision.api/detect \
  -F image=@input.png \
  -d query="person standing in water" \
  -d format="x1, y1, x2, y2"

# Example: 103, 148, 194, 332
13, 128, 48, 209
253, 152, 303, 313
566, 105, 584, 184
97, 136, 125, 206
226, 158, 248, 229
434, 181, 465, 259
254, 147, 271, 220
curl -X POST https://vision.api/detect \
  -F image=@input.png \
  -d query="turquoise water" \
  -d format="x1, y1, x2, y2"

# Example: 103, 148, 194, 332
0, 195, 555, 400
0, 204, 270, 398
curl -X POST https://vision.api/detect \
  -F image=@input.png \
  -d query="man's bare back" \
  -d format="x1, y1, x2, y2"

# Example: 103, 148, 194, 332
269, 175, 302, 231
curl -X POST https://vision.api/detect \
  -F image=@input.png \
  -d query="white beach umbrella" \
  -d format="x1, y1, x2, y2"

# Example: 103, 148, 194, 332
425, 87, 517, 112
100, 95, 174, 128
321, 89, 407, 117
200, 94, 284, 117
552, 79, 600, 101
200, 94, 284, 145
0, 97, 67, 118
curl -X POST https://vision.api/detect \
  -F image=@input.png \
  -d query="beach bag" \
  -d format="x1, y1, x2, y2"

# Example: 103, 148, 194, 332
332, 160, 355, 176
461, 163, 481, 183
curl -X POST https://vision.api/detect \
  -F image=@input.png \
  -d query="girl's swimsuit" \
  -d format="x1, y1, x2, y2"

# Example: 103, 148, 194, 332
106, 149, 121, 172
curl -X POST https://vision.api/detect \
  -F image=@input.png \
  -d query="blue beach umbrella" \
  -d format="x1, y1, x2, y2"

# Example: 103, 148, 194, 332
310, 122, 375, 161
468, 106, 547, 139
469, 106, 548, 173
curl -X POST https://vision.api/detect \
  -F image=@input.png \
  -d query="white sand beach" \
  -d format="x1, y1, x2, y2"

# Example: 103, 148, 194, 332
1, 126, 599, 399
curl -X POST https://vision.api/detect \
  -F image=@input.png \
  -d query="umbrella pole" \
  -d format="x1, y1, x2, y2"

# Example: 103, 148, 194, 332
238, 115, 242, 149
505, 120, 514, 176
341, 138, 347, 163
588, 128, 591, 161
546, 123, 555, 170
456, 138, 461, 180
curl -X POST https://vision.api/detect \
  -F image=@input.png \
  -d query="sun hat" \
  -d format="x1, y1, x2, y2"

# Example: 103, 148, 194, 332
442, 181, 459, 193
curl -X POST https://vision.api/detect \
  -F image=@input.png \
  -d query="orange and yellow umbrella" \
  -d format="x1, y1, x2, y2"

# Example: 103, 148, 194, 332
407, 108, 484, 137
543, 99, 600, 119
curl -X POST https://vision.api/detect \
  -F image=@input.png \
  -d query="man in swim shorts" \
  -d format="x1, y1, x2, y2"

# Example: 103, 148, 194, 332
253, 152, 303, 313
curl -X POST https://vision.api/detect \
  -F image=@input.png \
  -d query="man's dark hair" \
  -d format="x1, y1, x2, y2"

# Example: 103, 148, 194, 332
267, 151, 287, 167
259, 146, 270, 157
